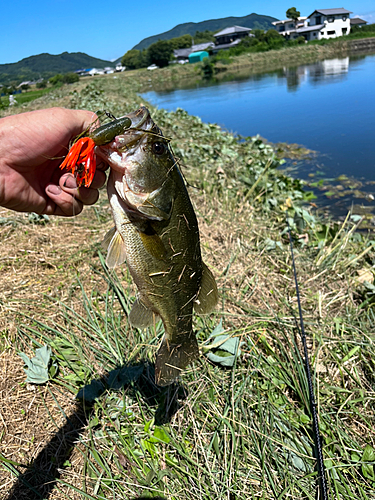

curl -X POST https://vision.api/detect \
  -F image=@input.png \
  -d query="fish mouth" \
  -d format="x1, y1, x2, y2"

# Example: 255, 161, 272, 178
114, 106, 161, 151
96, 106, 158, 171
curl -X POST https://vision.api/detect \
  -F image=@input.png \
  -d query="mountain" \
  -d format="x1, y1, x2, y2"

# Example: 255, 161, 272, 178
132, 13, 279, 51
0, 52, 113, 86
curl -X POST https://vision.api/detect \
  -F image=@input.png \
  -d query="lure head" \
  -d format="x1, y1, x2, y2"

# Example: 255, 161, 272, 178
97, 106, 176, 220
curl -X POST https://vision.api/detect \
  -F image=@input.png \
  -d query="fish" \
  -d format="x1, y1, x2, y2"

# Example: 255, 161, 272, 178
96, 106, 218, 386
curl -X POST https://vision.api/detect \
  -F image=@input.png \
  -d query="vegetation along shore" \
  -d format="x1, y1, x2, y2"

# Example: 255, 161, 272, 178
1, 52, 375, 500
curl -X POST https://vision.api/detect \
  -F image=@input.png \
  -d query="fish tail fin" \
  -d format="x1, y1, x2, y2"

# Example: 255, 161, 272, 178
155, 333, 199, 386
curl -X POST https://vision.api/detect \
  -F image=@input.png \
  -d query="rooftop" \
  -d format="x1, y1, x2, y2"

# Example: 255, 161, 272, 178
174, 42, 214, 59
350, 17, 367, 24
296, 24, 325, 33
211, 39, 243, 52
272, 17, 307, 25
308, 8, 352, 17
214, 26, 251, 37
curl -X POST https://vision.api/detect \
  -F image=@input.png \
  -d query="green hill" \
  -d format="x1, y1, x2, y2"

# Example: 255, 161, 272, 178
0, 52, 112, 86
132, 13, 279, 51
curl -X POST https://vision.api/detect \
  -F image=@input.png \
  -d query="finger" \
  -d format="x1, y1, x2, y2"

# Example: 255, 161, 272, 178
45, 184, 84, 216
96, 160, 109, 172
90, 168, 107, 189
60, 174, 100, 206
58, 160, 107, 190
59, 170, 106, 191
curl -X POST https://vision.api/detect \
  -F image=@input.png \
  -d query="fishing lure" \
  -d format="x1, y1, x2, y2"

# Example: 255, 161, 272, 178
59, 115, 132, 187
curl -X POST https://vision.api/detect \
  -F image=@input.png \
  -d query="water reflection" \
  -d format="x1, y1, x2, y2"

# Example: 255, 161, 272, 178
277, 57, 350, 91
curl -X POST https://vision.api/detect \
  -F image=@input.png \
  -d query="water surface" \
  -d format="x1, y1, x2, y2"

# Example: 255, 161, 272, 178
142, 53, 375, 217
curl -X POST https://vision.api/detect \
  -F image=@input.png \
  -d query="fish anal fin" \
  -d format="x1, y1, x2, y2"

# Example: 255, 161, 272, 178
155, 333, 199, 386
106, 230, 127, 269
129, 298, 159, 329
194, 262, 218, 314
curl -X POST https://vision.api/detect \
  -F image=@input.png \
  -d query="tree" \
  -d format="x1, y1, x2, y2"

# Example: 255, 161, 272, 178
36, 80, 47, 89
121, 49, 148, 69
49, 74, 63, 86
253, 29, 266, 41
264, 29, 285, 49
286, 7, 301, 27
194, 30, 215, 44
147, 40, 173, 68
169, 34, 192, 50
63, 73, 79, 84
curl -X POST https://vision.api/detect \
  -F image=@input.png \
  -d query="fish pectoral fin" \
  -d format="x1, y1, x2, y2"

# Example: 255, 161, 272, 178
139, 232, 167, 260
102, 226, 117, 251
194, 262, 218, 314
155, 332, 200, 386
129, 298, 159, 329
105, 230, 127, 269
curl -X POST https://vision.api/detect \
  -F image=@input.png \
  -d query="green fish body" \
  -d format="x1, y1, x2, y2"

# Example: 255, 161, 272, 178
97, 107, 217, 385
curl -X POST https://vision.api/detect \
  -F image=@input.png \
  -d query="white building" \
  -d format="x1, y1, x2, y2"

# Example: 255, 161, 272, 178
272, 17, 307, 38
272, 8, 352, 41
303, 8, 352, 40
87, 68, 105, 76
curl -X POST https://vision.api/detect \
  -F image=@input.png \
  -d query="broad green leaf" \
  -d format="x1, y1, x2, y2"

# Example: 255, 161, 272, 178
153, 426, 171, 444
206, 351, 237, 367
204, 322, 242, 367
18, 345, 55, 384
362, 445, 375, 480
363, 444, 375, 462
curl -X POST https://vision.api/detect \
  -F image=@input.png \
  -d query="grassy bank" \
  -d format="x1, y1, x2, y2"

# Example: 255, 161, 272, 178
1, 75, 375, 500
0, 87, 53, 108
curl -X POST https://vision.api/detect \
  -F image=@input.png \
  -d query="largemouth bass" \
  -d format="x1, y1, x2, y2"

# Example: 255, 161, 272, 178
96, 107, 218, 386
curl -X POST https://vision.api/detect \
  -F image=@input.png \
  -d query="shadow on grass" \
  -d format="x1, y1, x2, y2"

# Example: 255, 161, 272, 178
6, 361, 185, 500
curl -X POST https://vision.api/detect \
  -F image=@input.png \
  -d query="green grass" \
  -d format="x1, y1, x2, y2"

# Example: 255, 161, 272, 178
1, 73, 375, 499
6, 249, 375, 499
0, 86, 53, 107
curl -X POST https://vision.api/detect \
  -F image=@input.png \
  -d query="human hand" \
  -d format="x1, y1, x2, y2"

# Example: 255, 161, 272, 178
0, 107, 107, 216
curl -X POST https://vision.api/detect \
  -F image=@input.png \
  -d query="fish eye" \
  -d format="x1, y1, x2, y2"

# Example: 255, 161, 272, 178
152, 141, 166, 155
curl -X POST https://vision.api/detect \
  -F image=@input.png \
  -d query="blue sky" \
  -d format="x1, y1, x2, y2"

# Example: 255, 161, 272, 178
1, 1, 374, 64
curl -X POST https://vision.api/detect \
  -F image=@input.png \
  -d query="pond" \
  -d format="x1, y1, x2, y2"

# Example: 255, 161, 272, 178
142, 52, 375, 219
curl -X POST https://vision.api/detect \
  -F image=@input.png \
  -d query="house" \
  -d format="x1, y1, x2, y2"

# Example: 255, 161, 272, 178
174, 27, 253, 60
74, 68, 89, 76
17, 80, 35, 88
350, 17, 367, 27
272, 17, 307, 39
214, 26, 252, 45
87, 68, 105, 76
174, 42, 214, 62
303, 8, 352, 39
273, 8, 352, 41
212, 25, 254, 53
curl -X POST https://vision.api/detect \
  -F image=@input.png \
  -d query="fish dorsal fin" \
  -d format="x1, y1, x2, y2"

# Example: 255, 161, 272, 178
139, 232, 167, 260
194, 262, 218, 314
105, 230, 127, 269
129, 298, 159, 329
